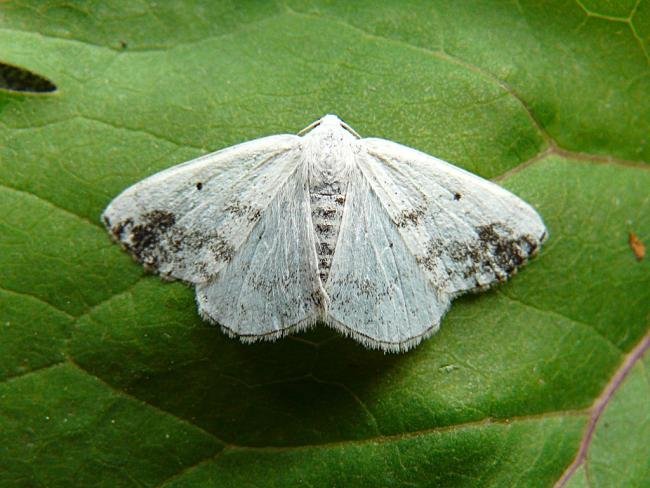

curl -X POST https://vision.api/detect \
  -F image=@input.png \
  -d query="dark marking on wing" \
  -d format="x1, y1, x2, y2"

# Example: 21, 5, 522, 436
329, 276, 379, 300
196, 182, 203, 190
111, 210, 175, 266
453, 192, 462, 201
477, 224, 536, 275
395, 205, 426, 228
224, 200, 262, 222
417, 223, 539, 286
109, 217, 131, 241
108, 209, 235, 279
209, 238, 235, 263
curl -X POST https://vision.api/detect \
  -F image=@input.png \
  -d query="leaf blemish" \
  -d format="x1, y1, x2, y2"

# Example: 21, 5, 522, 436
628, 232, 645, 261
0, 62, 57, 93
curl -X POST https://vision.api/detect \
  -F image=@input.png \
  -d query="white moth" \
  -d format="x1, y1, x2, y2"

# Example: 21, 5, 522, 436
103, 115, 547, 352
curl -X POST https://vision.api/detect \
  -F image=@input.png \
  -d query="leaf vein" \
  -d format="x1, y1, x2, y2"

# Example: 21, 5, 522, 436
0, 285, 74, 321
0, 183, 101, 229
498, 292, 622, 353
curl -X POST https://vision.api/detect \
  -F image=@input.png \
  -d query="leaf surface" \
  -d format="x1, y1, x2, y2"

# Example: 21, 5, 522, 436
0, 2, 648, 486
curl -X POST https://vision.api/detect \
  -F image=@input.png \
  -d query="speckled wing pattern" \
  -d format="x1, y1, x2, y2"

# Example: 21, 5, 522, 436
102, 135, 301, 284
357, 138, 547, 299
195, 169, 324, 340
103, 115, 547, 353
326, 166, 446, 351
325, 138, 547, 352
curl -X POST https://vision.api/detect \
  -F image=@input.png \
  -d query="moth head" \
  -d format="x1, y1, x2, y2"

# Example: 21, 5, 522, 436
319, 114, 343, 126
299, 114, 360, 138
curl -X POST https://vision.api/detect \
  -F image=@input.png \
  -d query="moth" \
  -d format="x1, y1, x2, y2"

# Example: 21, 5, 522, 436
103, 115, 547, 352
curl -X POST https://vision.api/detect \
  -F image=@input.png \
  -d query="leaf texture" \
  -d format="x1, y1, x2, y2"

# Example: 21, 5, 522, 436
0, 1, 648, 486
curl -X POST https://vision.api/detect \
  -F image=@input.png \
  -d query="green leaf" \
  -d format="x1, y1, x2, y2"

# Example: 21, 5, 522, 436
561, 337, 650, 487
0, 2, 648, 486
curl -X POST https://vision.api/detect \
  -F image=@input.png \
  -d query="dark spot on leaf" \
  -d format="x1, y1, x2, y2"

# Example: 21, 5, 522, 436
0, 62, 57, 93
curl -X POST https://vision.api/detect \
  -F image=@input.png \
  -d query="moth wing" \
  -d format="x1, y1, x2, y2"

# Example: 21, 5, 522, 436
196, 168, 324, 340
325, 167, 448, 352
102, 134, 301, 283
358, 137, 548, 296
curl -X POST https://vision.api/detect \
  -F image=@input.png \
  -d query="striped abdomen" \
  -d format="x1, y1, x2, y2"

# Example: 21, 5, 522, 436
310, 181, 346, 285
